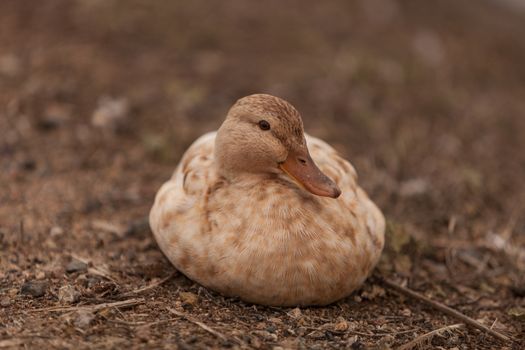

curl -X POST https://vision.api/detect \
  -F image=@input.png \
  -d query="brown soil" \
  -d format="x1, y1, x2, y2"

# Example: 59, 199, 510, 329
1, 1, 524, 349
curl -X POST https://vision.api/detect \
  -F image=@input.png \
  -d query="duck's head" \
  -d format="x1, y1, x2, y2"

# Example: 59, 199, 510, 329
215, 94, 341, 198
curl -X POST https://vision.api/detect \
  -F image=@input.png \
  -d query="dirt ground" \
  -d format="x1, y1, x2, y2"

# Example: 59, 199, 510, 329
1, 0, 525, 349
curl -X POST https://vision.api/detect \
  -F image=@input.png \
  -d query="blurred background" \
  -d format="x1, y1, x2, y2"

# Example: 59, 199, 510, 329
1, 0, 525, 347
3, 0, 525, 238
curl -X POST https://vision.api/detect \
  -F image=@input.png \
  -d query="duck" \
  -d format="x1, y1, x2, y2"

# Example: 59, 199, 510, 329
149, 94, 385, 306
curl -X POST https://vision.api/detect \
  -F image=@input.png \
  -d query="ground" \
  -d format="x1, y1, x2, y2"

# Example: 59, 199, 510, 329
1, 0, 525, 349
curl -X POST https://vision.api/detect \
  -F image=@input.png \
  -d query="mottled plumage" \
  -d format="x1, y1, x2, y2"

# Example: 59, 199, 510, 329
150, 94, 384, 306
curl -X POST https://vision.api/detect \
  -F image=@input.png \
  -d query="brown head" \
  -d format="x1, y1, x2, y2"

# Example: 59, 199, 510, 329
214, 94, 341, 198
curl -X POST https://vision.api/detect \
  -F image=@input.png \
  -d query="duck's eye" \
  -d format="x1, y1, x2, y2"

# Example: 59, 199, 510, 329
258, 120, 271, 131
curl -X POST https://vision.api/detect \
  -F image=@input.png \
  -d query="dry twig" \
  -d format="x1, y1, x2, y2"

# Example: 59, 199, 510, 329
120, 272, 177, 297
106, 317, 179, 327
167, 308, 231, 343
0, 339, 24, 349
70, 253, 117, 283
380, 278, 511, 343
306, 326, 418, 338
30, 298, 144, 313
398, 323, 464, 350
92, 220, 126, 237
92, 217, 150, 237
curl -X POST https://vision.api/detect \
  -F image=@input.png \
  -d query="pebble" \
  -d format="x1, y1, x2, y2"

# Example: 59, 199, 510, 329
49, 226, 64, 237
58, 285, 80, 304
508, 306, 525, 321
179, 291, 199, 305
333, 319, 349, 332
74, 310, 95, 328
1, 297, 11, 307
91, 96, 129, 131
401, 308, 412, 317
66, 259, 88, 273
20, 281, 47, 297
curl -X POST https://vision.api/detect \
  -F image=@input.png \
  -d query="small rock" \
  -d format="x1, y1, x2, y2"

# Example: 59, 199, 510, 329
50, 226, 64, 237
179, 291, 199, 305
401, 308, 412, 317
508, 306, 525, 321
351, 339, 366, 350
58, 285, 80, 304
91, 96, 129, 131
74, 310, 95, 328
66, 259, 88, 273
333, 319, 349, 332
20, 281, 47, 297
1, 297, 11, 307
35, 271, 46, 280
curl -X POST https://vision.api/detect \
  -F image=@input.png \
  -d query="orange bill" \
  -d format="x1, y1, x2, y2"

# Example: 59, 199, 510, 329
279, 148, 341, 198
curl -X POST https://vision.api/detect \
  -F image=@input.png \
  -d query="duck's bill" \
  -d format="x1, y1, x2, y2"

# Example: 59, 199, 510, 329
279, 149, 341, 198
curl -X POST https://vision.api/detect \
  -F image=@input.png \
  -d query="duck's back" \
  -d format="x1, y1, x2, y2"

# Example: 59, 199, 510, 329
149, 132, 385, 306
